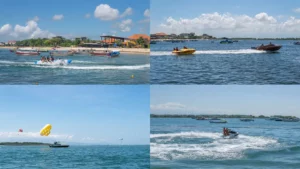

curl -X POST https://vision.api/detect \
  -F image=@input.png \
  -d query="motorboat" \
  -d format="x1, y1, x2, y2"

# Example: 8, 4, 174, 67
34, 59, 72, 66
49, 142, 69, 148
240, 118, 254, 122
223, 130, 239, 139
209, 119, 227, 123
294, 42, 300, 45
90, 50, 120, 57
16, 50, 40, 55
220, 39, 233, 44
172, 48, 196, 55
251, 43, 282, 51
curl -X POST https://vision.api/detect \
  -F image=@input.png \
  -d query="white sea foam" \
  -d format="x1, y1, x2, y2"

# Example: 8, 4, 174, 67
31, 64, 150, 70
151, 131, 279, 160
151, 49, 266, 56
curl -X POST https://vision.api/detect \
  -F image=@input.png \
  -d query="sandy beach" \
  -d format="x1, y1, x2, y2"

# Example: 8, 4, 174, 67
0, 46, 150, 54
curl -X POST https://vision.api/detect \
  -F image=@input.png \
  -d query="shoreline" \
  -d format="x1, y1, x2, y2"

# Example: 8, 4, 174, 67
0, 46, 150, 55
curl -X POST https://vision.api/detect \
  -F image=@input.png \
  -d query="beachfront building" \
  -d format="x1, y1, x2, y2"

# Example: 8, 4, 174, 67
0, 42, 5, 46
7, 40, 16, 46
128, 34, 150, 48
150, 32, 168, 39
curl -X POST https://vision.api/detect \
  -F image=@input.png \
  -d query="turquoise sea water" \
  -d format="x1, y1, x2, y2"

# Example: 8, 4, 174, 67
0, 145, 149, 169
151, 40, 300, 84
0, 49, 149, 84
151, 118, 300, 169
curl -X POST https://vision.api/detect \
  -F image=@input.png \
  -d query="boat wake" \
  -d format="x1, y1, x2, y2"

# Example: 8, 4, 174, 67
151, 49, 266, 56
151, 131, 280, 160
32, 64, 150, 70
0, 60, 150, 70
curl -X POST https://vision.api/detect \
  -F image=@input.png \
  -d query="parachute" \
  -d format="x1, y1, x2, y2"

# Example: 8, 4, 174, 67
19, 129, 23, 132
40, 124, 52, 136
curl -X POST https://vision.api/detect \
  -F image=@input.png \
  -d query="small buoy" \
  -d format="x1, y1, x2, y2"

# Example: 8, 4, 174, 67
131, 75, 134, 78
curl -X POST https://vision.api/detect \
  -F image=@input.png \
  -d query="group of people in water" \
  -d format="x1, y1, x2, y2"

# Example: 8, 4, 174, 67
261, 42, 274, 47
173, 46, 188, 51
40, 56, 55, 62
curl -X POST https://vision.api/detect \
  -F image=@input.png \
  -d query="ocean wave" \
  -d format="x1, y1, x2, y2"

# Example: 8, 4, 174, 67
151, 131, 279, 160
151, 49, 266, 56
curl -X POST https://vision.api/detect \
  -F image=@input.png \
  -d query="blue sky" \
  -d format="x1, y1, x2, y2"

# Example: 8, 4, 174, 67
151, 0, 300, 37
0, 85, 149, 145
0, 0, 150, 41
151, 86, 300, 117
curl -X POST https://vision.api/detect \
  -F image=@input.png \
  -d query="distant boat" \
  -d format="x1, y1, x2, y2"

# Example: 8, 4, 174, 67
210, 119, 227, 123
49, 142, 69, 148
294, 42, 300, 45
16, 49, 40, 56
90, 50, 120, 57
240, 118, 254, 122
220, 39, 233, 44
150, 41, 157, 44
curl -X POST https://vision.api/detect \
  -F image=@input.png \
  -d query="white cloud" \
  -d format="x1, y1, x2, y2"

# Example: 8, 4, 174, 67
85, 13, 91, 18
52, 14, 64, 21
156, 12, 300, 38
33, 16, 39, 22
0, 24, 12, 34
0, 19, 55, 40
151, 102, 187, 111
94, 4, 119, 21
15, 20, 38, 34
118, 19, 132, 32
293, 8, 300, 13
120, 7, 133, 18
144, 9, 150, 17
30, 28, 55, 39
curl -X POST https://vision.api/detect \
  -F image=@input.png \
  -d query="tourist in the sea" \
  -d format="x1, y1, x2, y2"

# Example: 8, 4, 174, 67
51, 56, 55, 61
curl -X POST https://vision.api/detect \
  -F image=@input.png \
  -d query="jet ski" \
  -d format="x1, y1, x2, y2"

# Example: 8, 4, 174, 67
172, 48, 196, 55
251, 43, 282, 51
34, 59, 72, 66
223, 130, 239, 139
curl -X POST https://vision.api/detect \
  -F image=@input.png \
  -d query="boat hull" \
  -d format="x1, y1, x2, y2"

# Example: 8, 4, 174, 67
252, 45, 282, 51
223, 133, 239, 139
172, 49, 196, 55
49, 145, 69, 148
35, 59, 72, 65
16, 51, 40, 55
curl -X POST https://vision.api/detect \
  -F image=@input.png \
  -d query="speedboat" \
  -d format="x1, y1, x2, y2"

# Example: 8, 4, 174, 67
220, 39, 233, 44
294, 42, 300, 45
209, 119, 227, 123
16, 50, 40, 56
34, 59, 72, 66
90, 50, 120, 57
251, 44, 282, 51
240, 118, 254, 122
172, 48, 196, 55
223, 131, 239, 139
49, 142, 69, 148
282, 118, 300, 122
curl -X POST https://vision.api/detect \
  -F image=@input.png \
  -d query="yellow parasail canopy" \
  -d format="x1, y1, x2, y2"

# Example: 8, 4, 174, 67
40, 124, 52, 136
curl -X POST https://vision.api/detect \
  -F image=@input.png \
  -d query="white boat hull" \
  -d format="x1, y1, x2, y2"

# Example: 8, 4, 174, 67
34, 59, 72, 66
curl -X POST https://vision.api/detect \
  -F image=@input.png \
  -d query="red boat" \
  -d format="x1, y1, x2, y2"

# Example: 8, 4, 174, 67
16, 50, 40, 55
251, 43, 282, 51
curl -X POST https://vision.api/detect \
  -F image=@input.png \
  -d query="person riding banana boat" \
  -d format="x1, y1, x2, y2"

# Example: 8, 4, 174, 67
172, 46, 196, 55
